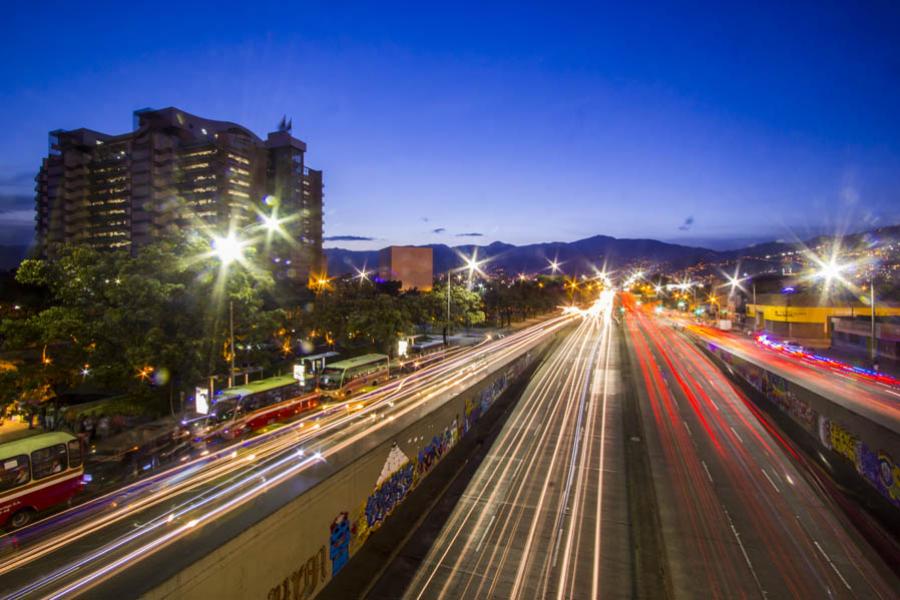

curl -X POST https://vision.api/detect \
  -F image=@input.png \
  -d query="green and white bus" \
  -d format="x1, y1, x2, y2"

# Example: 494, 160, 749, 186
318, 353, 390, 397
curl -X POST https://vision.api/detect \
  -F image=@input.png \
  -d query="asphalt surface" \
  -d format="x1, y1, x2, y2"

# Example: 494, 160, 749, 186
625, 301, 898, 599
404, 293, 632, 599
0, 316, 573, 599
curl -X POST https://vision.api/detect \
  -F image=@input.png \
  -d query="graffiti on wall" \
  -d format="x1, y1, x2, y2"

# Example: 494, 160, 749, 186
765, 373, 815, 432
329, 512, 351, 577
709, 343, 900, 509
267, 546, 326, 600
416, 420, 458, 478
333, 350, 537, 580
818, 416, 900, 508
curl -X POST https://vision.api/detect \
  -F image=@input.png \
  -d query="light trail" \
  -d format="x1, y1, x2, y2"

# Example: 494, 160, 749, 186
1, 314, 575, 599
406, 291, 620, 599
624, 295, 897, 598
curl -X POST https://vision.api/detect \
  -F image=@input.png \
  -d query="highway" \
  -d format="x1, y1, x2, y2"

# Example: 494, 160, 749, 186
0, 314, 573, 599
625, 299, 898, 598
685, 322, 900, 433
405, 291, 631, 599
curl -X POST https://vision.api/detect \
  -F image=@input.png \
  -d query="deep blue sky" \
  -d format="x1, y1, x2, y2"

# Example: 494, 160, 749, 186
2, 1, 899, 250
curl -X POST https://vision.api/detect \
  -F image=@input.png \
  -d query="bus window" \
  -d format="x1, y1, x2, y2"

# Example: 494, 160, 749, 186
31, 444, 68, 480
67, 440, 83, 468
319, 369, 343, 389
0, 455, 30, 491
210, 399, 237, 423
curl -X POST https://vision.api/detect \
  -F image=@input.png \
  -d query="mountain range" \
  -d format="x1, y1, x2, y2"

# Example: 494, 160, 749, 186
2, 225, 897, 275
326, 225, 900, 277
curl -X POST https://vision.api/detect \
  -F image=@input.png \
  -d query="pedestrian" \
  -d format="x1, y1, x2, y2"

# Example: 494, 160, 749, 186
83, 415, 95, 442
97, 414, 110, 439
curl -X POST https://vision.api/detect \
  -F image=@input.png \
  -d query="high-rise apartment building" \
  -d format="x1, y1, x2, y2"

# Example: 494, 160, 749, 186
35, 107, 324, 281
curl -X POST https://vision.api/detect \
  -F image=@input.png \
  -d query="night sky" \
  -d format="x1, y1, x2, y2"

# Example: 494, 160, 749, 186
1, 2, 899, 250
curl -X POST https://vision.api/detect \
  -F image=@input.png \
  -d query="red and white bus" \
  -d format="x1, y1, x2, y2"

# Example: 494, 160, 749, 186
0, 431, 86, 530
191, 374, 322, 441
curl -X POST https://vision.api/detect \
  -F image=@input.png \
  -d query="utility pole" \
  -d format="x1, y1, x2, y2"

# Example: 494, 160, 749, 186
229, 300, 236, 387
870, 279, 877, 367
444, 271, 452, 346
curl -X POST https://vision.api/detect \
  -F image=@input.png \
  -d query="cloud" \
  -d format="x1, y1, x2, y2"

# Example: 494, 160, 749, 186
0, 171, 34, 189
324, 235, 375, 242
431, 227, 446, 234
421, 216, 430, 222
456, 232, 484, 237
0, 194, 33, 214
677, 216, 695, 231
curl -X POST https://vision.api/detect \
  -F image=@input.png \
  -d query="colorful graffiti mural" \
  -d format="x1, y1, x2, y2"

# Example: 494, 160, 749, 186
709, 342, 900, 510
817, 416, 900, 508
329, 512, 351, 577
335, 350, 537, 578
416, 423, 457, 478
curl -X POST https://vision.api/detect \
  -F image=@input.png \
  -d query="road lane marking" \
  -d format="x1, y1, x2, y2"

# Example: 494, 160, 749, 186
723, 507, 768, 599
683, 421, 692, 436
475, 514, 496, 553
701, 460, 714, 483
814, 541, 852, 591
761, 469, 780, 493
730, 426, 744, 444
552, 526, 565, 568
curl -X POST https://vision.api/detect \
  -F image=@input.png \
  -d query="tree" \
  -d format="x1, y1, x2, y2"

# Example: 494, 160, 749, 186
0, 236, 288, 415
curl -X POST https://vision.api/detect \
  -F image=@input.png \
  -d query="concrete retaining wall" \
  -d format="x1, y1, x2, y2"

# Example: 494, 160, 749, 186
698, 339, 900, 522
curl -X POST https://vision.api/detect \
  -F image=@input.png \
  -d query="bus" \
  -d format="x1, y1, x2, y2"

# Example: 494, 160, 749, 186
318, 354, 390, 397
398, 337, 446, 373
0, 431, 85, 530
195, 374, 322, 441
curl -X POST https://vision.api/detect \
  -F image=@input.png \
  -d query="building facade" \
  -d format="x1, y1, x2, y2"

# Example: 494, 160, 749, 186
378, 246, 433, 291
832, 317, 900, 362
35, 107, 324, 281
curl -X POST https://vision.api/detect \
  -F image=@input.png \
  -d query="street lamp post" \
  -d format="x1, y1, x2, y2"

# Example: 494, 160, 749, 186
229, 299, 236, 387
870, 279, 877, 367
445, 270, 452, 345
781, 286, 796, 339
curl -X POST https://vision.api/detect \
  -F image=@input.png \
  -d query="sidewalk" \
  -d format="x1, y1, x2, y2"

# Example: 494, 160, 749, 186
808, 346, 899, 378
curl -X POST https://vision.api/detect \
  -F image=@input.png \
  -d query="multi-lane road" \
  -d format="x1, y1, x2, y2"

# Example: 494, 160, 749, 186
402, 293, 897, 599
0, 314, 573, 599
405, 291, 632, 598
626, 300, 897, 598
3, 292, 898, 600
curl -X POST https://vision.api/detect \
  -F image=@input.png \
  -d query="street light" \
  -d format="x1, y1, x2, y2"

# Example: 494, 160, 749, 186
211, 233, 245, 265
260, 213, 281, 233
814, 259, 879, 367
781, 286, 796, 339
354, 266, 371, 283
462, 249, 486, 290
547, 258, 562, 275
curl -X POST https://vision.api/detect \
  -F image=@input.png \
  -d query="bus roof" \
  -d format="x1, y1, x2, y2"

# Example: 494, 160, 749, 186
217, 374, 298, 400
325, 353, 389, 370
412, 339, 443, 349
0, 431, 77, 459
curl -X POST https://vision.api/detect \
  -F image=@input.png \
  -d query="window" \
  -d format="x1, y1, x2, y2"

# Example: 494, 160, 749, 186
0, 455, 30, 491
31, 444, 68, 480
67, 440, 83, 468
